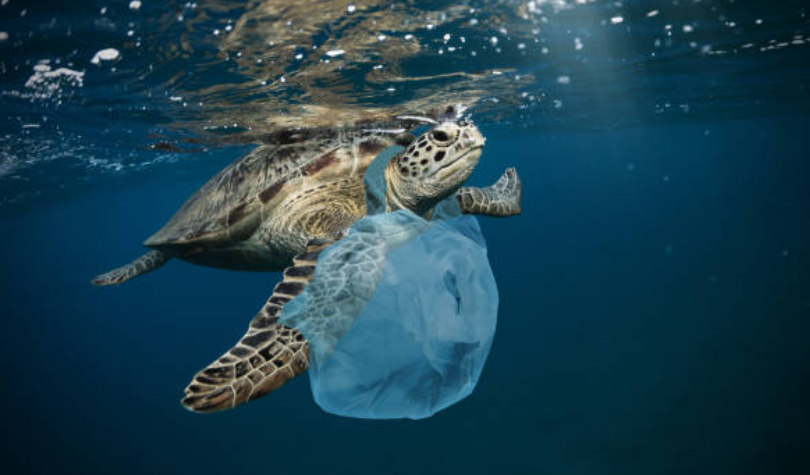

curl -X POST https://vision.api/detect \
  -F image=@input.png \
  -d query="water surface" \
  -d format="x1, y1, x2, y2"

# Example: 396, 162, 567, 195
1, 1, 809, 474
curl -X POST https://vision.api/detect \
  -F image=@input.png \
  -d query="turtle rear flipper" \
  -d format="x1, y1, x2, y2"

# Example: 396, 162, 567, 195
180, 239, 332, 413
457, 167, 523, 217
91, 250, 170, 286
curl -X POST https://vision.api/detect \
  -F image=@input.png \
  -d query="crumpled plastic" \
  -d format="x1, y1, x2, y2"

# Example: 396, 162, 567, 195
279, 147, 498, 419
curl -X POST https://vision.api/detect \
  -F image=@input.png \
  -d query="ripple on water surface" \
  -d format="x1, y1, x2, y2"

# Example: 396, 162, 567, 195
0, 0, 808, 205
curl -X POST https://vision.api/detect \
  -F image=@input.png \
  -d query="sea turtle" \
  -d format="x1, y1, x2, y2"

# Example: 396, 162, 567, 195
93, 115, 522, 412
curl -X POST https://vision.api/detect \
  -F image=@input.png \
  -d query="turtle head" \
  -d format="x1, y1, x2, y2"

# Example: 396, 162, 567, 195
385, 121, 485, 215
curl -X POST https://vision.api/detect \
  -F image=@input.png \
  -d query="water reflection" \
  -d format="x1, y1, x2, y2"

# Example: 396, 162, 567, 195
0, 0, 808, 204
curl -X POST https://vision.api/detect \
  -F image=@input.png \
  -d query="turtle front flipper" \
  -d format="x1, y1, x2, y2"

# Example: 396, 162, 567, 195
91, 250, 170, 286
181, 239, 332, 413
457, 167, 523, 217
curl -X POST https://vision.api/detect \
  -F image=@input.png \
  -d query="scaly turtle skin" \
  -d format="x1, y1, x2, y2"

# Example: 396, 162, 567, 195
92, 119, 522, 412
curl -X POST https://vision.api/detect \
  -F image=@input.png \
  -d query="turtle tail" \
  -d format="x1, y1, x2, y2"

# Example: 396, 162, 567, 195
91, 250, 170, 286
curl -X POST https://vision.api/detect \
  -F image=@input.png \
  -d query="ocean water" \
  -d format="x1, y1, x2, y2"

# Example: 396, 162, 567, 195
1, 1, 809, 474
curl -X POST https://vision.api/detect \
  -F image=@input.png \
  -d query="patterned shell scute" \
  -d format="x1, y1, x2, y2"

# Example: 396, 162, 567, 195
145, 138, 344, 247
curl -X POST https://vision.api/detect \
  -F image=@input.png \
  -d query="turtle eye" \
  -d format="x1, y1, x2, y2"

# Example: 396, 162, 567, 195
431, 130, 450, 142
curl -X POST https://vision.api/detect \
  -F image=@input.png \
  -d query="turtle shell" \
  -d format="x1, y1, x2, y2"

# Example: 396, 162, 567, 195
143, 128, 405, 249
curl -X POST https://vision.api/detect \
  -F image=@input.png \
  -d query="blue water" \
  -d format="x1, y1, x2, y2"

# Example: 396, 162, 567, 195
2, 1, 810, 474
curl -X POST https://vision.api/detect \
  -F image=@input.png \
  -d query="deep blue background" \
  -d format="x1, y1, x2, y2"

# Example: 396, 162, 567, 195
1, 117, 809, 474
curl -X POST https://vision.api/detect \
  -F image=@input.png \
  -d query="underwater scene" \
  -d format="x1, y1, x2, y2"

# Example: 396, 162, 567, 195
1, 0, 809, 474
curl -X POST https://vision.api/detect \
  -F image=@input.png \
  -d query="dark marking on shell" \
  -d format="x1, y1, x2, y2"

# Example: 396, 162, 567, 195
273, 146, 297, 162
183, 227, 210, 241
227, 201, 250, 225
270, 129, 311, 145
302, 149, 339, 176
360, 139, 386, 156
259, 180, 286, 203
